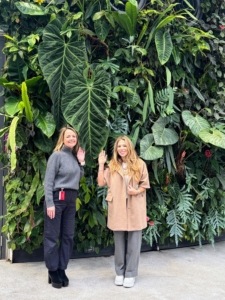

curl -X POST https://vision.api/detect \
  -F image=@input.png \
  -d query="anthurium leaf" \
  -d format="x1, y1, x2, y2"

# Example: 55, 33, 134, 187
199, 129, 225, 149
34, 112, 56, 138
8, 55, 26, 83
61, 64, 111, 166
5, 96, 20, 116
25, 76, 42, 88
34, 129, 54, 153
94, 19, 110, 41
126, 79, 140, 108
152, 117, 179, 145
112, 12, 134, 36
140, 133, 164, 160
155, 29, 173, 65
38, 18, 87, 129
182, 110, 210, 137
15, 2, 48, 15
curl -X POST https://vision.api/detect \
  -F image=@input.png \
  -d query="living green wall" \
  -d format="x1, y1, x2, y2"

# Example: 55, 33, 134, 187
0, 0, 225, 254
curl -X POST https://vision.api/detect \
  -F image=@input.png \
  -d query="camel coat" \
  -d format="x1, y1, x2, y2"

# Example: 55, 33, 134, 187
103, 159, 150, 231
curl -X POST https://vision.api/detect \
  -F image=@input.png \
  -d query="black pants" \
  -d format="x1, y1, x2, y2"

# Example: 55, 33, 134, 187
44, 189, 77, 271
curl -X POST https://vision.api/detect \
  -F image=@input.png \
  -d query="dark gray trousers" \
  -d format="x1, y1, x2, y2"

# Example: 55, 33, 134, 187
44, 189, 77, 271
113, 230, 142, 278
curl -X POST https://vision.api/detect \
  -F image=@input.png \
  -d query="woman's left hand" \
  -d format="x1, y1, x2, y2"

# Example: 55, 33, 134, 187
77, 147, 85, 163
128, 185, 138, 195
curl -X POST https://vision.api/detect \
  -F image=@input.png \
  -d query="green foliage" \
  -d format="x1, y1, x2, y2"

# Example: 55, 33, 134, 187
0, 0, 225, 253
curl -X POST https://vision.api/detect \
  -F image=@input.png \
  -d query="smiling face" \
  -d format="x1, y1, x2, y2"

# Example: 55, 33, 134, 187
117, 139, 128, 161
63, 129, 77, 149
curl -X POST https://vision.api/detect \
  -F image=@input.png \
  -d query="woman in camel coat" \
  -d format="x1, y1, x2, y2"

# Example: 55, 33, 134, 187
98, 136, 150, 288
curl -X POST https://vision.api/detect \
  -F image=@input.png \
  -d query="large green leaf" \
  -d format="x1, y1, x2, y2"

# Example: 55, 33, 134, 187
5, 96, 20, 116
15, 2, 48, 15
7, 116, 20, 171
34, 129, 54, 153
155, 29, 173, 65
182, 110, 210, 137
152, 117, 179, 146
34, 112, 56, 138
38, 18, 87, 129
61, 64, 111, 166
140, 134, 164, 160
8, 55, 26, 84
199, 129, 225, 149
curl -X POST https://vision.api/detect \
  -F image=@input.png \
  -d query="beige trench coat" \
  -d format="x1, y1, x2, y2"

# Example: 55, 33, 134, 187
103, 159, 150, 231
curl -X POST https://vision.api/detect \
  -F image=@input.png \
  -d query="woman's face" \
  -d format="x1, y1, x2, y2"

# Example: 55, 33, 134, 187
117, 139, 128, 160
63, 129, 77, 149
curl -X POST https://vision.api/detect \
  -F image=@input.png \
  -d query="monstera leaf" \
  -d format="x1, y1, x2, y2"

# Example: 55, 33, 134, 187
155, 28, 173, 65
152, 116, 179, 145
199, 129, 225, 149
182, 110, 210, 137
38, 18, 87, 129
62, 64, 111, 166
140, 134, 164, 160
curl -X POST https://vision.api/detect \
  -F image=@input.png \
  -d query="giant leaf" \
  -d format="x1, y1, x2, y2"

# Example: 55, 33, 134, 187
182, 110, 210, 137
62, 64, 111, 166
199, 129, 225, 149
152, 117, 179, 145
155, 29, 173, 65
140, 134, 164, 160
38, 18, 87, 129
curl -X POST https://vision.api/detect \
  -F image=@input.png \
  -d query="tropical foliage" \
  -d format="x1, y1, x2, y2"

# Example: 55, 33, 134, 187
0, 0, 225, 253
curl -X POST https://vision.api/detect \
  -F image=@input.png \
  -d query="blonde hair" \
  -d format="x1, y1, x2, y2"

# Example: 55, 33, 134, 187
53, 126, 79, 156
109, 136, 141, 182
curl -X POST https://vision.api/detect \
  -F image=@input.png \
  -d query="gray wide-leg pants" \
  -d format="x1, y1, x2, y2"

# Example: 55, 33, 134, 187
113, 230, 142, 278
44, 189, 77, 271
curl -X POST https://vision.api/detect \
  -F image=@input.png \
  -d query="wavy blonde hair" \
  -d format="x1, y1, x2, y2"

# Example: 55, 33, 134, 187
109, 136, 141, 182
53, 126, 79, 156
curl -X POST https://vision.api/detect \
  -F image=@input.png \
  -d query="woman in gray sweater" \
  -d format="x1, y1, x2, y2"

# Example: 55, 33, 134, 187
44, 126, 85, 289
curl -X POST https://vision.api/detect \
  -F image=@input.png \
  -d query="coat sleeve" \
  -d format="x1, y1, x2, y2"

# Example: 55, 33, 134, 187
138, 160, 150, 189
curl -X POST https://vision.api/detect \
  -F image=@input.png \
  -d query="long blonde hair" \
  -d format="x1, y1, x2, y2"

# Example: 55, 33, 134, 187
109, 136, 141, 182
53, 126, 79, 156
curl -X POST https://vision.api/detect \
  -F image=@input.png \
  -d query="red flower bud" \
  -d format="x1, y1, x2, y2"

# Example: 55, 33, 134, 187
149, 221, 154, 226
219, 25, 225, 30
146, 216, 150, 221
205, 149, 212, 158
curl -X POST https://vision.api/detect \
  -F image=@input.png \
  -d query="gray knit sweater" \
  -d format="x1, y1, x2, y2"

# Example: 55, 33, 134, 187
44, 146, 84, 208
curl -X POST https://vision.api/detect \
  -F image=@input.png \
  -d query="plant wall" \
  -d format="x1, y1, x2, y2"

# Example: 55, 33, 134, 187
0, 0, 225, 253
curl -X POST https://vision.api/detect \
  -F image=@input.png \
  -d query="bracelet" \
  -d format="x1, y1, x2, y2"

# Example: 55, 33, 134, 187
137, 189, 141, 195
80, 161, 85, 166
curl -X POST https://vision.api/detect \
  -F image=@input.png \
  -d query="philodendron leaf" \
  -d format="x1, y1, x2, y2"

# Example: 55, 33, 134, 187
152, 116, 179, 145
199, 129, 225, 149
15, 2, 48, 15
62, 64, 111, 166
182, 110, 210, 137
140, 133, 164, 160
94, 19, 110, 41
38, 18, 87, 129
34, 112, 56, 138
5, 96, 20, 116
155, 29, 173, 65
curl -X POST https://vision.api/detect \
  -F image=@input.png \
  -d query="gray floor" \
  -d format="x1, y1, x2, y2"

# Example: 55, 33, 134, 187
0, 241, 225, 300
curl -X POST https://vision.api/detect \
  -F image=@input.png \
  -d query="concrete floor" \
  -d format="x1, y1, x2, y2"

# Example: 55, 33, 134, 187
0, 241, 225, 300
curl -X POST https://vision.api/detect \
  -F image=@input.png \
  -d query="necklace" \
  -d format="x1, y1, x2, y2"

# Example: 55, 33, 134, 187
122, 162, 128, 175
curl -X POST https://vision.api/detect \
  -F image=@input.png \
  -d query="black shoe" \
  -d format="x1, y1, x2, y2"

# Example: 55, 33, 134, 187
48, 270, 62, 289
58, 269, 69, 287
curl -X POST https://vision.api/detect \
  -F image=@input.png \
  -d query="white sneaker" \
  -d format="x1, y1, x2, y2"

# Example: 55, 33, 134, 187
123, 277, 135, 288
115, 275, 124, 286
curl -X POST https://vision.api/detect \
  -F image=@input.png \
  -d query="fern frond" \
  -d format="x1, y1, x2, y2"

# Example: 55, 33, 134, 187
166, 209, 184, 246
177, 187, 193, 222
153, 186, 168, 206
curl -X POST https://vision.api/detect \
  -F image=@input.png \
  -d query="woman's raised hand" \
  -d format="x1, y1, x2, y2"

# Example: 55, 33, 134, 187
98, 150, 107, 165
77, 147, 86, 163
